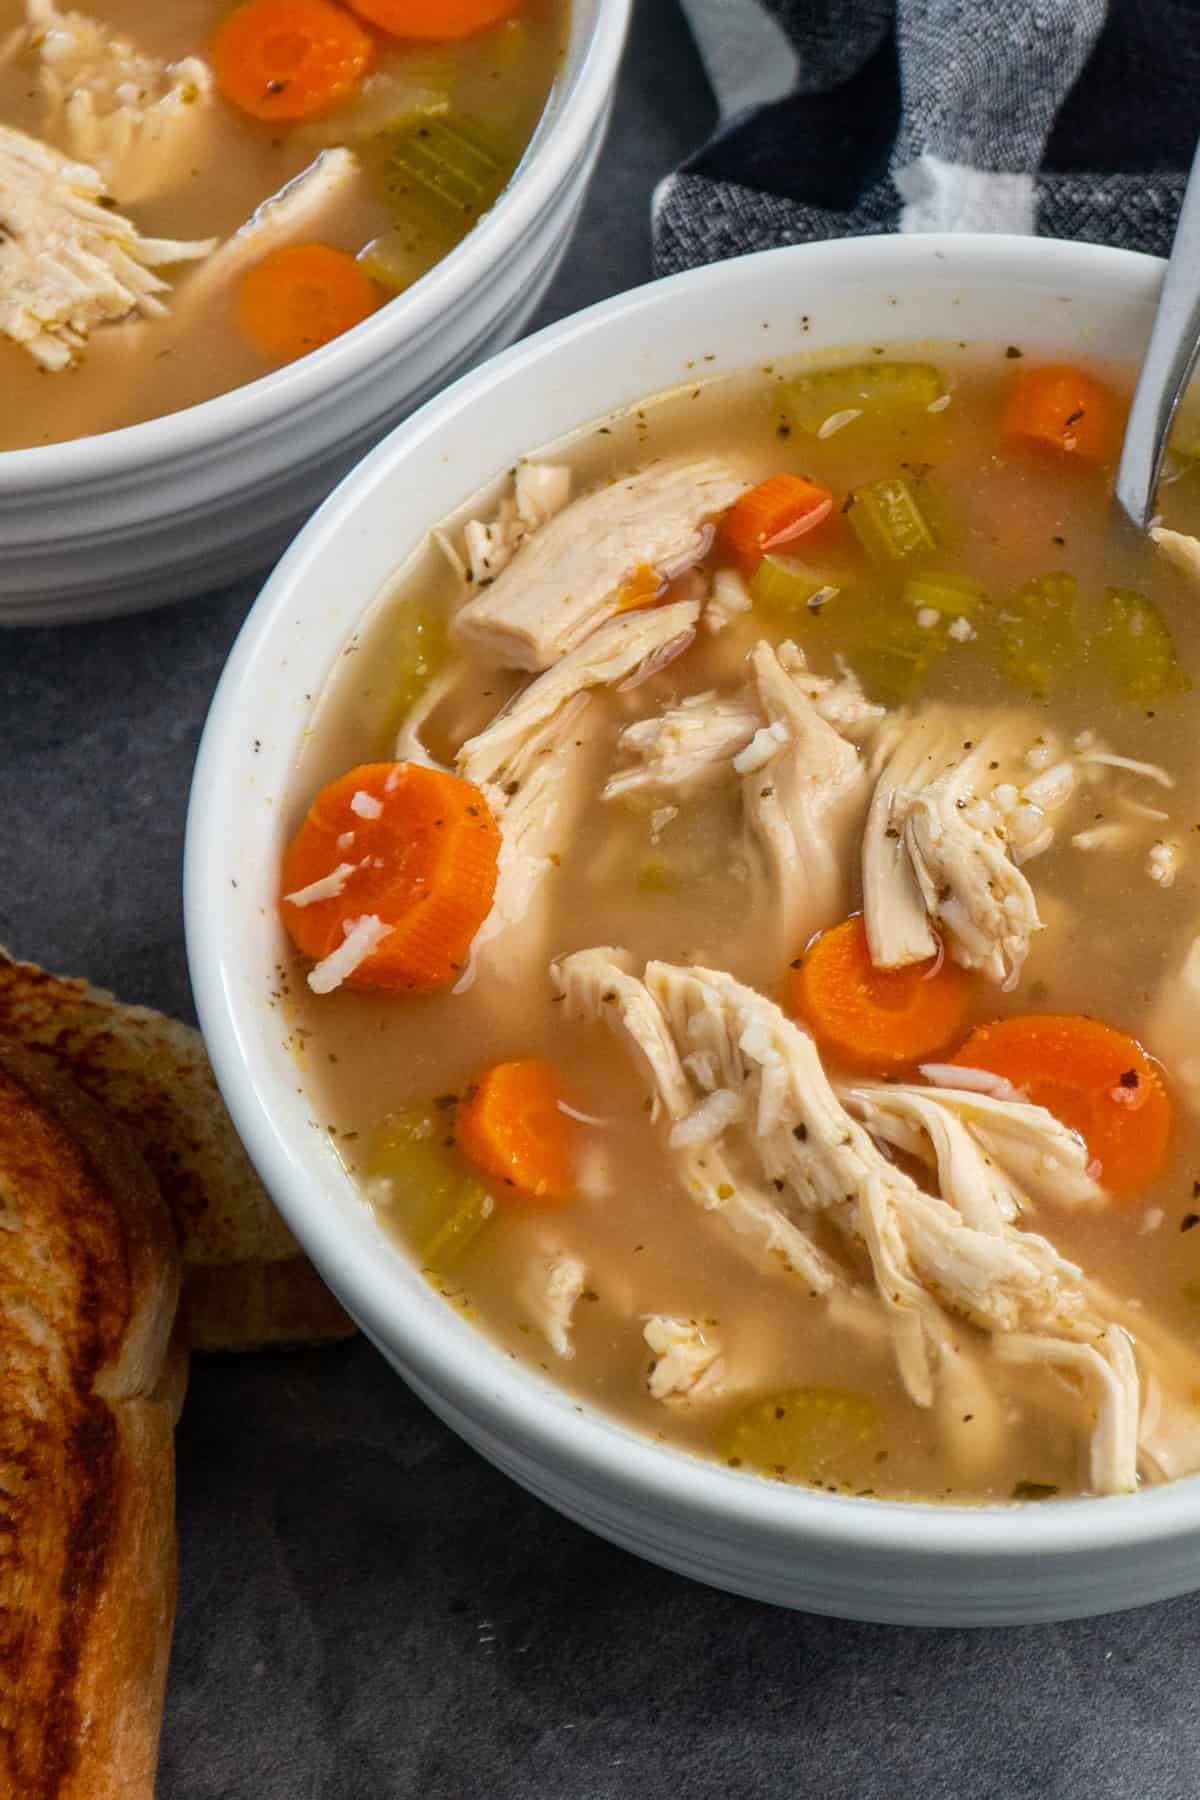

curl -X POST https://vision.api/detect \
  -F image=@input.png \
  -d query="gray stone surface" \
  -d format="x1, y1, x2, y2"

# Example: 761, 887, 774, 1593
3, 2, 1199, 1794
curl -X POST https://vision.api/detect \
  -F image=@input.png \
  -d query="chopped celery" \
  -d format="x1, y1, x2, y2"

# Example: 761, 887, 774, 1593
749, 554, 843, 615
380, 115, 511, 236
637, 858, 678, 893
719, 1386, 881, 1481
998, 571, 1079, 694
903, 569, 986, 618
1099, 587, 1189, 703
386, 602, 447, 731
847, 476, 936, 563
799, 585, 948, 704
785, 362, 945, 435
368, 1108, 492, 1275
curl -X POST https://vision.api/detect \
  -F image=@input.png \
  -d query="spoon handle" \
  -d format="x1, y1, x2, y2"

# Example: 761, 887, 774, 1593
1114, 137, 1200, 531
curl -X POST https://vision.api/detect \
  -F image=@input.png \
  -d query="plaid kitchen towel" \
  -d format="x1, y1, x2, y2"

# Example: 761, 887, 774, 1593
654, 0, 1200, 273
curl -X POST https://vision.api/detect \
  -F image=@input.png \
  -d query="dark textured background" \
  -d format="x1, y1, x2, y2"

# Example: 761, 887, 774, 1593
4, 3, 1200, 1794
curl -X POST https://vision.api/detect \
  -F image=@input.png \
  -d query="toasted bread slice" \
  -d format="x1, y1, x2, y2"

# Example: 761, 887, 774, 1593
0, 948, 354, 1350
0, 1038, 181, 1800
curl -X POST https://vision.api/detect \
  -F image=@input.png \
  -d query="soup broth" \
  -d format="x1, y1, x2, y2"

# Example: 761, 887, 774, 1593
279, 344, 1200, 1505
0, 0, 564, 447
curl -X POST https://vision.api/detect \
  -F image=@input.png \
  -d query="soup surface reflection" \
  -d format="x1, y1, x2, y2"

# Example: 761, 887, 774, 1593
279, 345, 1200, 1505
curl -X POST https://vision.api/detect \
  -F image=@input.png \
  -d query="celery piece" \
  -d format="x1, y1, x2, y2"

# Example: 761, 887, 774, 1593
785, 362, 945, 436
358, 225, 444, 296
387, 601, 447, 729
1099, 587, 1189, 703
719, 1386, 881, 1481
799, 584, 947, 703
637, 858, 678, 893
998, 571, 1079, 694
903, 569, 986, 618
368, 1108, 491, 1275
380, 115, 511, 236
847, 476, 936, 563
749, 554, 842, 615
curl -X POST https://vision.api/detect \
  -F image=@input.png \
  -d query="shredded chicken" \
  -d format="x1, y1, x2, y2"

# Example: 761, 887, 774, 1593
450, 458, 748, 670
742, 640, 871, 960
1148, 934, 1200, 1113
462, 463, 572, 585
10, 0, 213, 203
0, 122, 214, 369
551, 948, 838, 1293
863, 710, 1043, 987
603, 692, 761, 800
519, 1251, 586, 1359
839, 1081, 1105, 1217
555, 948, 1141, 1493
602, 643, 881, 805
455, 604, 700, 982
1150, 524, 1200, 585
643, 1316, 724, 1399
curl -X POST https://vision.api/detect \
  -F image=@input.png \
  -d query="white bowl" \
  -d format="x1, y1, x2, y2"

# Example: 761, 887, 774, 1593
0, 0, 630, 627
185, 235, 1200, 1626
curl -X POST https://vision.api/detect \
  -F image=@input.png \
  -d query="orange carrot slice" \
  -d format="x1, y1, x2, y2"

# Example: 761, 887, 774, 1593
722, 475, 835, 570
280, 761, 500, 993
211, 0, 372, 121
456, 1057, 576, 1205
950, 1015, 1171, 1199
235, 244, 380, 363
1002, 365, 1116, 463
343, 0, 521, 39
789, 914, 973, 1072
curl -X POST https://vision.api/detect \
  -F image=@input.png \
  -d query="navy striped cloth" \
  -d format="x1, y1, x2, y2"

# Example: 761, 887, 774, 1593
654, 0, 1200, 274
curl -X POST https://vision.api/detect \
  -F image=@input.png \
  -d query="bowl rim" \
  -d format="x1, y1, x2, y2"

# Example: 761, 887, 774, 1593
0, 0, 631, 492
188, 231, 1200, 1575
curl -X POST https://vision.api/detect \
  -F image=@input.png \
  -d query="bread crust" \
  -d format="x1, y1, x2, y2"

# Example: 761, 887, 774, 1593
0, 948, 355, 1350
0, 1038, 181, 1800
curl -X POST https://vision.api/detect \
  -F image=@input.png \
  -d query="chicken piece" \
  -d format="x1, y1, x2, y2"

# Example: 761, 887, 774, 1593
840, 1081, 1105, 1219
0, 122, 214, 370
13, 0, 213, 204
519, 1251, 586, 1359
563, 950, 1138, 1490
741, 640, 870, 960
1150, 525, 1200, 584
602, 643, 881, 804
1147, 933, 1200, 1113
603, 692, 761, 801
458, 600, 699, 786
642, 1316, 724, 1400
451, 457, 748, 670
994, 1331, 1140, 1498
175, 148, 361, 311
551, 948, 837, 1292
455, 603, 699, 983
462, 463, 572, 585
863, 710, 1042, 986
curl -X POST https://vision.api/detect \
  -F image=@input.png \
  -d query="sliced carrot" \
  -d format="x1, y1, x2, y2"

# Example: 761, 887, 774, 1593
950, 1015, 1171, 1199
722, 475, 835, 570
211, 0, 372, 122
1002, 365, 1116, 463
236, 244, 380, 363
615, 561, 667, 612
280, 761, 500, 993
343, 0, 520, 38
789, 914, 973, 1072
456, 1057, 576, 1205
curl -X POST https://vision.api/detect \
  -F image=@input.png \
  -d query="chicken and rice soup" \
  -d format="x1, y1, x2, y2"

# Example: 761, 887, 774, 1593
0, 0, 563, 447
278, 347, 1200, 1505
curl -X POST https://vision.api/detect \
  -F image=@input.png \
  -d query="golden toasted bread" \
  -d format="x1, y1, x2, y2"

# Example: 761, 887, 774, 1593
0, 948, 354, 1351
0, 1038, 181, 1800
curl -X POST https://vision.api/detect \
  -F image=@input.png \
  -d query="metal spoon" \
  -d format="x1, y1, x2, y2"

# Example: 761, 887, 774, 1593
1114, 138, 1200, 531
